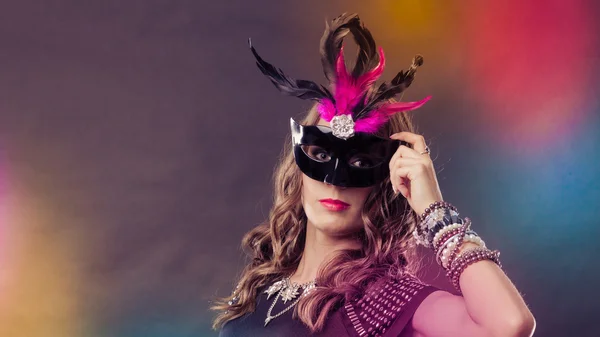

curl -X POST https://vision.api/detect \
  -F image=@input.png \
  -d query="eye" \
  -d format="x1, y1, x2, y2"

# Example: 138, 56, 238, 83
350, 158, 373, 168
301, 145, 332, 163
349, 155, 378, 168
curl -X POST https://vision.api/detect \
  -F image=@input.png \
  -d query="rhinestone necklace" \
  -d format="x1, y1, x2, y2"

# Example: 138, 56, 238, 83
263, 277, 316, 326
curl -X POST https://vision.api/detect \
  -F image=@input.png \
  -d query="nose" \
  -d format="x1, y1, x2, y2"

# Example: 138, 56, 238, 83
324, 179, 347, 190
323, 158, 350, 188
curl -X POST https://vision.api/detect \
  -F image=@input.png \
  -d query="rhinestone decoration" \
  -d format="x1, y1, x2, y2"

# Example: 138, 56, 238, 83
280, 284, 300, 304
264, 280, 284, 300
330, 114, 355, 140
344, 276, 431, 336
264, 277, 317, 327
227, 284, 240, 306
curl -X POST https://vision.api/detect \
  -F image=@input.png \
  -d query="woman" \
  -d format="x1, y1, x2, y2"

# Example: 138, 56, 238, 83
212, 13, 535, 337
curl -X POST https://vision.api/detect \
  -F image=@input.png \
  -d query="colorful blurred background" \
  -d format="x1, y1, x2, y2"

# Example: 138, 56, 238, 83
0, 0, 598, 336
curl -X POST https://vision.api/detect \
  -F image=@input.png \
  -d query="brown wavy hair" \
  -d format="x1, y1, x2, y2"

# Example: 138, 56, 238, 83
211, 102, 422, 332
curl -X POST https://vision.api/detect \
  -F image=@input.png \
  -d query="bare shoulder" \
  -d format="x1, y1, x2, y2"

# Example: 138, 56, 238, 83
410, 290, 491, 337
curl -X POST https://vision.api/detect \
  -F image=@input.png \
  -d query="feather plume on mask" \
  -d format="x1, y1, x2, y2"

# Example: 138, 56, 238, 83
249, 13, 431, 138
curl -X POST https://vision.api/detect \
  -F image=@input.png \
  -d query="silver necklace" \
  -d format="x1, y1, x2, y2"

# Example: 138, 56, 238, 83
263, 277, 316, 326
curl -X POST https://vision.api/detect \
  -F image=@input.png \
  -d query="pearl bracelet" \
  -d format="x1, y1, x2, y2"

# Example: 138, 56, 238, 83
418, 201, 458, 223
436, 231, 485, 269
447, 247, 501, 294
444, 217, 471, 271
432, 223, 461, 249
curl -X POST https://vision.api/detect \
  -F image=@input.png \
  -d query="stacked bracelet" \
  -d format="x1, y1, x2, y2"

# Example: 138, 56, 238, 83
447, 246, 501, 294
418, 201, 458, 223
432, 224, 462, 250
413, 201, 459, 247
413, 201, 502, 294
436, 229, 485, 268
444, 218, 470, 270
414, 215, 460, 248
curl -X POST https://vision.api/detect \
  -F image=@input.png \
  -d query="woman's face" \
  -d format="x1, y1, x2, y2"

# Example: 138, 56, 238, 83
300, 118, 374, 236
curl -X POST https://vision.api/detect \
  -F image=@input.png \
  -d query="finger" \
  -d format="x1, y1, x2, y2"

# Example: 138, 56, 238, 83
390, 132, 428, 155
390, 156, 421, 175
392, 156, 423, 166
396, 144, 424, 159
389, 147, 423, 183
392, 165, 416, 198
389, 144, 421, 170
396, 181, 409, 198
392, 161, 428, 186
390, 160, 415, 192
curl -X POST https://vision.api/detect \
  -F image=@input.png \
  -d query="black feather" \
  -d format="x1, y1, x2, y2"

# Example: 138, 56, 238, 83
353, 81, 409, 120
348, 19, 379, 78
249, 38, 333, 101
352, 56, 423, 120
319, 13, 360, 83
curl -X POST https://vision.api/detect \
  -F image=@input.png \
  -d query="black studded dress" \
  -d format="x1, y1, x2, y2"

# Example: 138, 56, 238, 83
219, 276, 440, 337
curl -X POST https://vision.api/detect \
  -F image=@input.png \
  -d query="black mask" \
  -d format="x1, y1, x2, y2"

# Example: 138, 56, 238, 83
290, 118, 408, 188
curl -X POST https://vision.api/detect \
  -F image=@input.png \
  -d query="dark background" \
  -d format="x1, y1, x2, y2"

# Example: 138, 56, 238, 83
0, 1, 598, 336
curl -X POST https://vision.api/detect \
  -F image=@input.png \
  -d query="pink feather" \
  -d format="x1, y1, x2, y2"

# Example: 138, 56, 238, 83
333, 46, 352, 114
352, 47, 385, 95
330, 46, 387, 119
317, 44, 429, 134
317, 99, 337, 122
354, 96, 432, 133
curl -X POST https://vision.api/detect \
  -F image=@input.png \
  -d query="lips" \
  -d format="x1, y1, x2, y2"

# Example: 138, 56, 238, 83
319, 198, 350, 211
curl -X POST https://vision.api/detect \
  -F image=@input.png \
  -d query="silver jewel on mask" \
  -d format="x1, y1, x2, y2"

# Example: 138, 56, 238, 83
330, 114, 355, 140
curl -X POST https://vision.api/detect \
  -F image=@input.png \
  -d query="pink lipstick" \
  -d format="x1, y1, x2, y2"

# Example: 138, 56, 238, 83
319, 198, 350, 211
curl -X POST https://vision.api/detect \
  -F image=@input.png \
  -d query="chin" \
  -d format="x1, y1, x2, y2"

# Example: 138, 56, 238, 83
311, 215, 363, 237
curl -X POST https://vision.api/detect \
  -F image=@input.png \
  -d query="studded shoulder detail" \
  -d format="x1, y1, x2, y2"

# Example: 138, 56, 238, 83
341, 275, 439, 337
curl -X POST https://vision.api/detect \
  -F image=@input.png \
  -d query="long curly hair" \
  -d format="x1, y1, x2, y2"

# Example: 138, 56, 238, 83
211, 101, 423, 333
